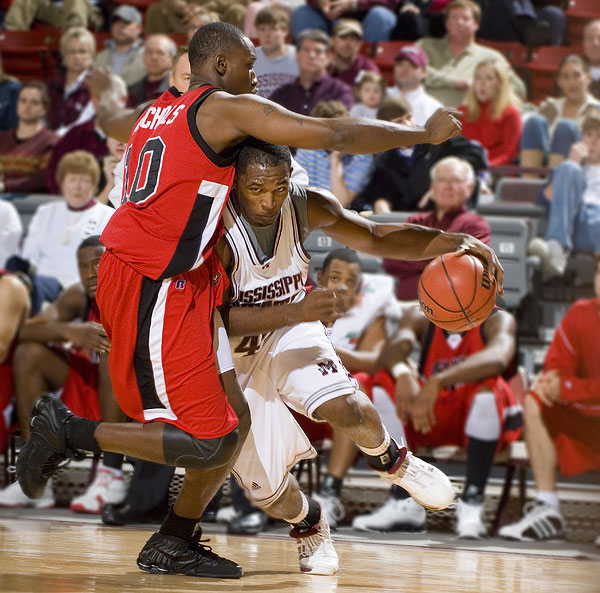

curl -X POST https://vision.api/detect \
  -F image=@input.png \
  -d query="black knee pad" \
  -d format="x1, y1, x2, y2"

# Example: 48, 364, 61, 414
162, 424, 239, 470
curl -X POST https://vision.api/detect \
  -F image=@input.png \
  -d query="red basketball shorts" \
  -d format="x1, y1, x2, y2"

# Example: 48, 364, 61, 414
60, 351, 102, 421
530, 394, 600, 476
404, 377, 522, 452
96, 250, 238, 440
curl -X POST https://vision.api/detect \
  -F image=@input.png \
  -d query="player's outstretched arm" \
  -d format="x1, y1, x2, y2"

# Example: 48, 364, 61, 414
200, 92, 461, 156
306, 188, 504, 294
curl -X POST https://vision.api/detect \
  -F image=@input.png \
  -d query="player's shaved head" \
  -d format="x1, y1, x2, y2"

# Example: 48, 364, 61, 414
189, 22, 249, 68
236, 138, 292, 175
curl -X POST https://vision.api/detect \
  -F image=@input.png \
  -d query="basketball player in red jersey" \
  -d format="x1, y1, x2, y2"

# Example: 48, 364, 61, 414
17, 22, 499, 580
353, 304, 522, 537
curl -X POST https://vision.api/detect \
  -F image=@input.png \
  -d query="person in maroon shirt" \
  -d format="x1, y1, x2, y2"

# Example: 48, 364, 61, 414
383, 155, 491, 301
0, 81, 59, 193
500, 254, 600, 545
269, 29, 354, 115
327, 19, 380, 88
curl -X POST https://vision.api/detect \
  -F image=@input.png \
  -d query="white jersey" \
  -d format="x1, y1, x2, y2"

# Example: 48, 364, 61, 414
329, 273, 400, 350
224, 194, 310, 359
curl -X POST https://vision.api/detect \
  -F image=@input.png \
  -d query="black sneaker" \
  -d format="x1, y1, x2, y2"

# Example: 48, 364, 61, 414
16, 394, 83, 499
137, 530, 243, 578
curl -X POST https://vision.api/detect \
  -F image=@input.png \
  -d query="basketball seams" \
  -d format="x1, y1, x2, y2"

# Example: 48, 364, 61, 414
440, 255, 472, 329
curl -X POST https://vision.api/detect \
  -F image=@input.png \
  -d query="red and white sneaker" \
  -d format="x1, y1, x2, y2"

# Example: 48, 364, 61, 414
290, 512, 339, 575
373, 450, 455, 511
0, 480, 54, 509
70, 467, 126, 514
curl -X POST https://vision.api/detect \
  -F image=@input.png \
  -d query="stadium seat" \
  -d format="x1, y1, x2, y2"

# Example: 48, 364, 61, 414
0, 30, 60, 81
6, 194, 61, 233
566, 0, 600, 46
477, 39, 528, 67
371, 41, 411, 86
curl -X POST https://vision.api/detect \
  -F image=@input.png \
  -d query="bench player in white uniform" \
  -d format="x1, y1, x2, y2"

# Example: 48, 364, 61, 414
215, 139, 503, 575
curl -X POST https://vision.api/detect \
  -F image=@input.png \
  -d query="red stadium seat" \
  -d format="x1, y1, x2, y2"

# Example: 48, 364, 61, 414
0, 30, 60, 81
477, 39, 528, 68
566, 0, 600, 46
371, 41, 411, 86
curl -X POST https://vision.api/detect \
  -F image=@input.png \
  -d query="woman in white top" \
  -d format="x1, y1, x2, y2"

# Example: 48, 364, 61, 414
521, 55, 600, 170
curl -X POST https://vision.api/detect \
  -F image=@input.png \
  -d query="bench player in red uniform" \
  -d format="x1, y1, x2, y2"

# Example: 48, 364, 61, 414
17, 21, 487, 579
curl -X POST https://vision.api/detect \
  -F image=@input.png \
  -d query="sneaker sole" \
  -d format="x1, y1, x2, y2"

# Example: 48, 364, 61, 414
301, 564, 339, 575
137, 560, 243, 579
353, 523, 426, 533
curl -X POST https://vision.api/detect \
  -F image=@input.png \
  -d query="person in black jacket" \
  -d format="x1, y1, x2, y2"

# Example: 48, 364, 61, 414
351, 96, 488, 213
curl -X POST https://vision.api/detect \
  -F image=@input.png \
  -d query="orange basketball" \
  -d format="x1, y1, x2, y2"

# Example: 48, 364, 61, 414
418, 253, 496, 332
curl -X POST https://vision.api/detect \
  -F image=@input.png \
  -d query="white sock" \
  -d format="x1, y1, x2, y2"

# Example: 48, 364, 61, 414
357, 425, 391, 457
536, 491, 559, 509
288, 491, 309, 525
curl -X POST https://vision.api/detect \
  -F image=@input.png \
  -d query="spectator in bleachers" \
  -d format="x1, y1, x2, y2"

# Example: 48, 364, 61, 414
352, 98, 487, 213
0, 82, 59, 194
4, 0, 102, 31
47, 27, 95, 136
185, 7, 220, 41
0, 236, 127, 513
0, 56, 20, 132
352, 303, 522, 537
295, 100, 372, 206
0, 269, 31, 458
527, 114, 600, 279
0, 199, 22, 266
393, 0, 449, 41
127, 34, 177, 108
499, 254, 600, 544
291, 0, 400, 43
94, 5, 145, 88
387, 45, 442, 126
327, 19, 380, 89
253, 5, 299, 99
269, 29, 353, 114
144, 0, 190, 35
45, 74, 128, 195
416, 0, 526, 108
520, 56, 600, 171
349, 70, 386, 118
458, 58, 522, 166
382, 156, 490, 300
21, 151, 113, 288
583, 20, 600, 101
97, 136, 126, 206
478, 0, 567, 47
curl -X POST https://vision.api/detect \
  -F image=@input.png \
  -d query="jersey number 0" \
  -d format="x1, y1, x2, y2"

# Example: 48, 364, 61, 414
123, 137, 166, 204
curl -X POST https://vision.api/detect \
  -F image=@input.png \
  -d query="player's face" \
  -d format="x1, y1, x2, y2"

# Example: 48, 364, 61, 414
224, 41, 258, 95
61, 173, 96, 208
77, 245, 105, 298
318, 259, 361, 309
235, 162, 290, 226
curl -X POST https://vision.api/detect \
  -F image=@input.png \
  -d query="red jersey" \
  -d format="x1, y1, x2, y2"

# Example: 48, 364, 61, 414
544, 298, 600, 412
101, 85, 236, 281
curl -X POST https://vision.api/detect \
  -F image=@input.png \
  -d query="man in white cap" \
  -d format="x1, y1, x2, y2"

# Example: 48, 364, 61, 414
94, 5, 145, 87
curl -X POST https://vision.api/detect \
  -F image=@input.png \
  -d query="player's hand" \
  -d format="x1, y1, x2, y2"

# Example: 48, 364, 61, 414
410, 376, 439, 433
531, 370, 561, 406
394, 367, 420, 424
85, 68, 115, 101
424, 108, 462, 145
457, 235, 504, 297
298, 288, 350, 324
65, 321, 111, 354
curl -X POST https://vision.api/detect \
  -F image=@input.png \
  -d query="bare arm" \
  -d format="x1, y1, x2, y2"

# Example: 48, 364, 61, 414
0, 276, 31, 363
335, 317, 387, 374
306, 188, 504, 292
198, 92, 461, 155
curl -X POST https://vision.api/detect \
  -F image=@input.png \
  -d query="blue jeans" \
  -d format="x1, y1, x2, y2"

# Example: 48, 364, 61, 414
521, 114, 581, 159
291, 5, 396, 42
543, 160, 600, 252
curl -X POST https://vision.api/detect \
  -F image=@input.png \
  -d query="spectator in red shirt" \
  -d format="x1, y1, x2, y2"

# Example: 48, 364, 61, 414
383, 155, 491, 301
458, 58, 522, 166
0, 81, 59, 193
327, 19, 380, 89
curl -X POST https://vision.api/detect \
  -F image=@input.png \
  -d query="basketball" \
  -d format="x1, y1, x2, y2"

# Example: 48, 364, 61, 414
418, 253, 496, 332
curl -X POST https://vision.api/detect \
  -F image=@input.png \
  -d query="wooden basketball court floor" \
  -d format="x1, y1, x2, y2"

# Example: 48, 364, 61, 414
0, 512, 599, 593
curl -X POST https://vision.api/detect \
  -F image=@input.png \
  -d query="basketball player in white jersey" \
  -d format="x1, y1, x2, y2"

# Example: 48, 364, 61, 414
214, 139, 503, 575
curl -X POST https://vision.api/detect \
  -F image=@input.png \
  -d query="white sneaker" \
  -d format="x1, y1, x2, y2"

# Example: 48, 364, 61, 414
455, 499, 487, 539
215, 505, 240, 524
499, 502, 566, 541
528, 238, 567, 278
352, 496, 426, 532
290, 512, 339, 575
0, 480, 54, 509
312, 492, 345, 530
70, 467, 126, 514
374, 451, 455, 510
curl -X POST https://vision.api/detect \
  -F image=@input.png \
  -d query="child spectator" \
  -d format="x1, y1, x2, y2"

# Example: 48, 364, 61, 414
349, 71, 386, 119
521, 55, 600, 170
458, 59, 522, 166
